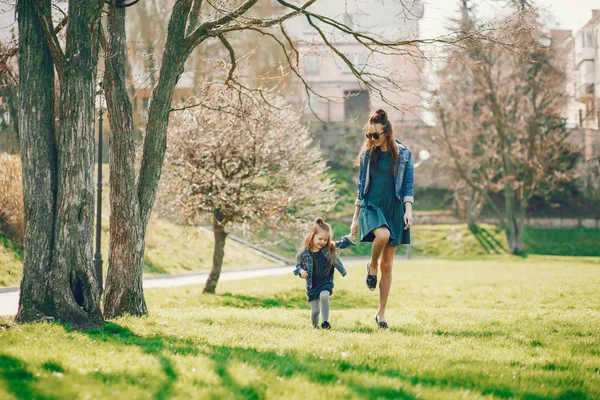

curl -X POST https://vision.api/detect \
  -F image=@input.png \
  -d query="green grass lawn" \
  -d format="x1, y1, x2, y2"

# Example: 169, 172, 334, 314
257, 222, 600, 260
258, 222, 510, 259
0, 235, 22, 287
1, 256, 599, 399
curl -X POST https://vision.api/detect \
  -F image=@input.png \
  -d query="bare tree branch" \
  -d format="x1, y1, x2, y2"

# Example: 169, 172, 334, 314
186, 0, 203, 36
33, 0, 67, 77
218, 34, 236, 85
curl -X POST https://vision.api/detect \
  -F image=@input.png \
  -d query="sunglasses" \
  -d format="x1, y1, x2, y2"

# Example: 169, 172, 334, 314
366, 131, 386, 140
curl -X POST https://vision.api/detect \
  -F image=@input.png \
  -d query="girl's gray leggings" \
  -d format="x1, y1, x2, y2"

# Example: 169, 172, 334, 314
310, 290, 330, 327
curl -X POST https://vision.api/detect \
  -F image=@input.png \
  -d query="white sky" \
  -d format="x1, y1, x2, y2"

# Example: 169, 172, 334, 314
1, 1, 597, 41
420, 0, 599, 40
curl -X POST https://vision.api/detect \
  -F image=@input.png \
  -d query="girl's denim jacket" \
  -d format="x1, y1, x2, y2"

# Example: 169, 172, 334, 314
293, 236, 355, 290
355, 139, 415, 206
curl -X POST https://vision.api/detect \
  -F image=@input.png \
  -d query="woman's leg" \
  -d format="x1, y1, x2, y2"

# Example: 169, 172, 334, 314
309, 299, 320, 327
319, 291, 330, 322
369, 226, 390, 275
377, 243, 397, 322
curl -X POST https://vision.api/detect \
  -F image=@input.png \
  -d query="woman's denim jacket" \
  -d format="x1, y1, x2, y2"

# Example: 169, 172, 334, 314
292, 236, 355, 290
355, 139, 415, 206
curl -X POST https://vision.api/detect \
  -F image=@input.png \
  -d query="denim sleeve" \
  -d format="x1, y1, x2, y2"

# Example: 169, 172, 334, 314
355, 153, 365, 206
335, 262, 347, 277
335, 235, 356, 249
293, 255, 305, 276
293, 264, 302, 276
401, 150, 414, 204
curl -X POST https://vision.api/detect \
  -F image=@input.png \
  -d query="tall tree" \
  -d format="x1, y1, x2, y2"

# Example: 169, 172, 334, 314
434, 10, 578, 255
162, 91, 335, 294
16, 0, 104, 328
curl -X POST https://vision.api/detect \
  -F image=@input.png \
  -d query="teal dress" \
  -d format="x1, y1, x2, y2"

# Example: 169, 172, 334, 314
359, 150, 410, 246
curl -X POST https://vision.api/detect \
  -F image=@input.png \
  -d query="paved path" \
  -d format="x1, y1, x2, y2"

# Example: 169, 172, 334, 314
0, 265, 293, 317
0, 256, 404, 317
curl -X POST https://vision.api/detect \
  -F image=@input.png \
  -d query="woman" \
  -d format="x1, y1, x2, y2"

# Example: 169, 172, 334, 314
350, 109, 414, 329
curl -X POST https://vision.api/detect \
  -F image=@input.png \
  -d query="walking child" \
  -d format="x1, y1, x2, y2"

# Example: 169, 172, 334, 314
293, 217, 355, 329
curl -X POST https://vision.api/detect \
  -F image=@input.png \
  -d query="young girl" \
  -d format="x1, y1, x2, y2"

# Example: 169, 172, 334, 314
293, 217, 355, 329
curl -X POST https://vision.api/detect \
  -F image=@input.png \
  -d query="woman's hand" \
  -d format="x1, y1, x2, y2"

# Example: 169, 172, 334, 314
300, 269, 308, 279
404, 202, 413, 230
350, 219, 359, 237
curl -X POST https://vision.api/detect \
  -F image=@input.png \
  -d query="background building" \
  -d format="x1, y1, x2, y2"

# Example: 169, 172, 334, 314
284, 0, 425, 126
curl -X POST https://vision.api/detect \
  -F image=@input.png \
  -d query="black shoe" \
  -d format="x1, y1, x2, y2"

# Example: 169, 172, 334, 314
321, 321, 331, 329
375, 315, 388, 329
366, 262, 377, 291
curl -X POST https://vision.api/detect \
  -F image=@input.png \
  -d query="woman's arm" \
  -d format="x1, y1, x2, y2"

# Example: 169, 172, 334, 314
350, 205, 360, 237
402, 151, 414, 229
404, 201, 413, 229
400, 151, 414, 204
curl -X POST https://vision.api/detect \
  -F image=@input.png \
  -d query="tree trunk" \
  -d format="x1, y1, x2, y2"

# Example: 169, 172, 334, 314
515, 200, 527, 255
503, 182, 525, 256
16, 0, 57, 324
102, 3, 147, 318
17, 0, 104, 328
204, 211, 228, 294
103, 1, 192, 317
465, 166, 477, 232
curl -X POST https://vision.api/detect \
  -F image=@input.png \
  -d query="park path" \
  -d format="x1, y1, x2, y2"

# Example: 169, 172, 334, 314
0, 257, 374, 317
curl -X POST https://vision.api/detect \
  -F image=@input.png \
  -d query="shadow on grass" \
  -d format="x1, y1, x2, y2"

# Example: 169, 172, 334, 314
204, 344, 417, 399
82, 323, 506, 399
1, 320, 592, 400
82, 321, 197, 400
200, 343, 579, 400
0, 354, 42, 400
471, 225, 508, 255
213, 289, 373, 310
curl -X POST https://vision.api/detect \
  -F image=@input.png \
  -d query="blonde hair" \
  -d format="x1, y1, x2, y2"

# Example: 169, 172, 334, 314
297, 217, 337, 268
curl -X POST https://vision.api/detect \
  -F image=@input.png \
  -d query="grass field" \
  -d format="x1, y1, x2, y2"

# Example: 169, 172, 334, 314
0, 234, 22, 287
1, 256, 599, 399
259, 222, 600, 260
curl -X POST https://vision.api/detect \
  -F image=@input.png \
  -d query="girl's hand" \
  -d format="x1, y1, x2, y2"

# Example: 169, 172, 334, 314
300, 270, 308, 279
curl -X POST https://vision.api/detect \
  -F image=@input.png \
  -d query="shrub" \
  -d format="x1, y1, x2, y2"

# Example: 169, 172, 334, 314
0, 153, 24, 244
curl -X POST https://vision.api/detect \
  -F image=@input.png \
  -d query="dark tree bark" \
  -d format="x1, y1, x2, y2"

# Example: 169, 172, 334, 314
16, 0, 57, 323
16, 0, 104, 329
102, 2, 147, 318
203, 210, 228, 295
103, 0, 194, 317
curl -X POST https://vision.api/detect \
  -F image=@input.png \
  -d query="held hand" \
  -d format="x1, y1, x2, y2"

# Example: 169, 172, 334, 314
350, 220, 359, 237
300, 269, 308, 279
404, 210, 413, 230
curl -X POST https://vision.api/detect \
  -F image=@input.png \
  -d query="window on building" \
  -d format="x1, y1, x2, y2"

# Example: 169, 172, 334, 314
355, 54, 368, 69
302, 17, 313, 34
341, 53, 368, 74
343, 13, 353, 30
304, 55, 320, 74
344, 90, 370, 121
353, 13, 369, 32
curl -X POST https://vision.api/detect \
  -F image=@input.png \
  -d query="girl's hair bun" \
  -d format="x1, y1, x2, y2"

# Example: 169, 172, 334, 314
315, 217, 325, 225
